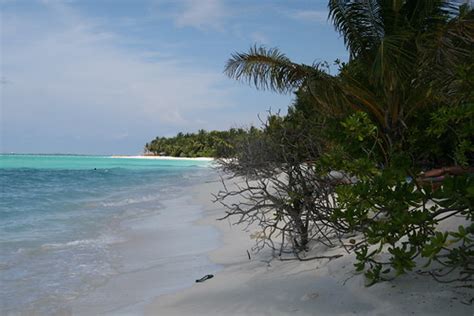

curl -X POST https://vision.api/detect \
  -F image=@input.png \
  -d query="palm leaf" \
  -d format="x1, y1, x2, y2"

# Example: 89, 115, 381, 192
224, 45, 324, 93
329, 0, 385, 59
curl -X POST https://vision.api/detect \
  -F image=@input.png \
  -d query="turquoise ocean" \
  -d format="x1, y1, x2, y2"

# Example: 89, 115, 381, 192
0, 154, 220, 315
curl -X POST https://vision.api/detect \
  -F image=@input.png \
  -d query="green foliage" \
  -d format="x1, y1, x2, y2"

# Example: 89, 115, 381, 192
324, 100, 473, 284
145, 128, 258, 158
426, 104, 474, 166
340, 112, 377, 142
221, 0, 474, 285
335, 169, 473, 284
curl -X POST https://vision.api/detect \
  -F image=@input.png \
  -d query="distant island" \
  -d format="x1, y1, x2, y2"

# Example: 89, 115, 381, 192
144, 128, 260, 158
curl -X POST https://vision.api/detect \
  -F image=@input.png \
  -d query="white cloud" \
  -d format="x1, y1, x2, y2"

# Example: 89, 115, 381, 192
167, 0, 227, 30
1, 1, 234, 153
290, 10, 328, 24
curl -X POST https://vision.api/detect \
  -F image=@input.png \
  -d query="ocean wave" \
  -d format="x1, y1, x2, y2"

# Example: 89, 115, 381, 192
100, 194, 162, 207
0, 261, 11, 270
40, 235, 122, 251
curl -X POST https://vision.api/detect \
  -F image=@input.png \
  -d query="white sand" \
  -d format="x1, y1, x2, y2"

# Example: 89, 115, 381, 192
144, 178, 473, 315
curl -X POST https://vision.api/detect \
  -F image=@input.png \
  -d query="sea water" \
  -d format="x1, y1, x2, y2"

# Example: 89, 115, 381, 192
0, 154, 220, 315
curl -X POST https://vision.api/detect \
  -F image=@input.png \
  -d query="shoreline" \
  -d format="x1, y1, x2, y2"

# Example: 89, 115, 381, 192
69, 179, 222, 315
144, 176, 473, 315
110, 155, 214, 161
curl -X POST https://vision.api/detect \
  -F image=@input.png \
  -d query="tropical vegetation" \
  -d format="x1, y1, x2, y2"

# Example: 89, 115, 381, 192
145, 128, 259, 158
147, 0, 473, 285
218, 0, 473, 285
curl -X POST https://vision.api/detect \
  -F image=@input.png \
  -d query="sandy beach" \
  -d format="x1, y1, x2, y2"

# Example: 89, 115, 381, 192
4, 1, 472, 315
144, 177, 473, 316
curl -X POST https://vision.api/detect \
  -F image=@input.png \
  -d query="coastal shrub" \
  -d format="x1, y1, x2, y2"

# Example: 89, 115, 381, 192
320, 108, 474, 285
215, 114, 344, 258
221, 0, 474, 284
332, 161, 473, 284
146, 0, 473, 284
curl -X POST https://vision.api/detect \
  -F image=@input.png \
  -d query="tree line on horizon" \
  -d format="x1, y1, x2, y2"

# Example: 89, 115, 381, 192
144, 128, 261, 158
148, 0, 473, 287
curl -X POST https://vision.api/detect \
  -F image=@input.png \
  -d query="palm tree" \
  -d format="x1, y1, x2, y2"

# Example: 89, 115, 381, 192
225, 0, 473, 154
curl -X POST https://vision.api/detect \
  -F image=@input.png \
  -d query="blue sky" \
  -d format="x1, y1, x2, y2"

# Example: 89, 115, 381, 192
1, 0, 348, 155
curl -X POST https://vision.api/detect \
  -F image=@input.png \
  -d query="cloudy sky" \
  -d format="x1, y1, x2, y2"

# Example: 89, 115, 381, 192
1, 0, 347, 155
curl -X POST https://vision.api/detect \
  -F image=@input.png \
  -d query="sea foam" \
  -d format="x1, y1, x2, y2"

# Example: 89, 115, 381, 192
0, 154, 218, 314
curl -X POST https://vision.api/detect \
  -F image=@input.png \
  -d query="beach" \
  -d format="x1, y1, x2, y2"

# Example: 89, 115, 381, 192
4, 0, 473, 315
1, 155, 471, 315
145, 176, 473, 316
0, 155, 220, 315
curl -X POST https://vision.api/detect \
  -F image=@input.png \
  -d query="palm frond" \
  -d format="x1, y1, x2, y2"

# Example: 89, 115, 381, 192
402, 0, 459, 29
329, 0, 384, 59
416, 4, 474, 99
305, 65, 387, 128
338, 75, 386, 126
305, 73, 354, 117
371, 32, 415, 89
224, 45, 317, 93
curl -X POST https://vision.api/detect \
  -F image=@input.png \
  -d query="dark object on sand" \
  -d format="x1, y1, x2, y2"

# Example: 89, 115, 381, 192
195, 274, 214, 283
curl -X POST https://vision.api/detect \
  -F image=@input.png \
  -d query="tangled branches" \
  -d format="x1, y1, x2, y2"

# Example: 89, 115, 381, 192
214, 115, 347, 259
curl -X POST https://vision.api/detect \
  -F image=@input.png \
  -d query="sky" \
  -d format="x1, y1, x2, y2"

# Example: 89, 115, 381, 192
1, 0, 348, 155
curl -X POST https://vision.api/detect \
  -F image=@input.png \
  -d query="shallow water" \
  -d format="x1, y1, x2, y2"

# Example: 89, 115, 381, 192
0, 154, 220, 315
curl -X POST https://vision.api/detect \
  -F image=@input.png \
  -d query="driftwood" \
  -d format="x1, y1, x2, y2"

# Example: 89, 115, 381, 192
214, 115, 347, 260
195, 274, 214, 283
